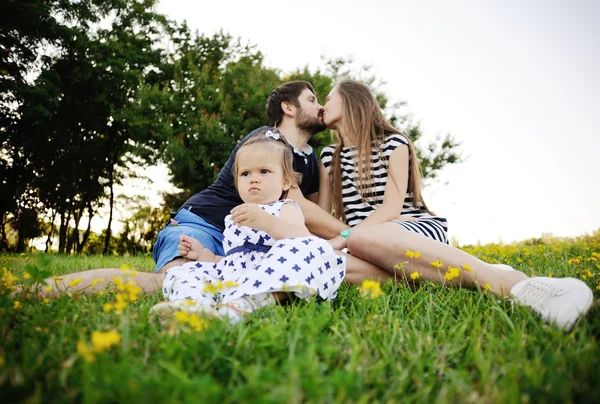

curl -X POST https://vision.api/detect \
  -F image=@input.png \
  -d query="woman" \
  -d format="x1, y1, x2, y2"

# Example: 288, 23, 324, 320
319, 79, 593, 331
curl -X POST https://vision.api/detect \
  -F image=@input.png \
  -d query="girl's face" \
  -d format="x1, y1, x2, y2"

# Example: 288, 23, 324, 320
236, 143, 289, 204
323, 86, 344, 129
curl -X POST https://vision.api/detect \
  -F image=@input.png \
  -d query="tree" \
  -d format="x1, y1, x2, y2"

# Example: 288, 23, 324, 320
1, 0, 171, 253
126, 30, 281, 195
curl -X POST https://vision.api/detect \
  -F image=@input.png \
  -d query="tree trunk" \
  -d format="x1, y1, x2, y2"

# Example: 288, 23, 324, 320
103, 163, 114, 255
66, 204, 84, 254
58, 210, 69, 253
78, 201, 94, 253
0, 211, 7, 252
45, 210, 57, 253
16, 212, 25, 253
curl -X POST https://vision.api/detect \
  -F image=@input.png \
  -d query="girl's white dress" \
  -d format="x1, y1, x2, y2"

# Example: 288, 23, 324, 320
162, 200, 346, 305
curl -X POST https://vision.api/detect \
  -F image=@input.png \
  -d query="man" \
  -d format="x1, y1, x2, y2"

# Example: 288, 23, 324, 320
153, 80, 344, 274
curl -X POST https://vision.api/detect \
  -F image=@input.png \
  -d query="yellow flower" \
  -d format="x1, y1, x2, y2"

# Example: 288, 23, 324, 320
98, 291, 105, 296
1, 268, 19, 291
113, 294, 127, 313
129, 271, 137, 277
461, 264, 472, 272
77, 341, 95, 363
410, 272, 420, 280
45, 285, 52, 292
548, 273, 553, 278
394, 263, 405, 271
68, 278, 82, 288
484, 283, 491, 291
103, 303, 114, 313
188, 314, 209, 332
0, 355, 4, 367
203, 283, 217, 295
430, 260, 443, 269
405, 250, 415, 259
175, 311, 190, 323
92, 280, 97, 286
43, 298, 50, 304
20, 253, 25, 257
358, 279, 383, 299
22, 273, 31, 280
13, 301, 21, 310
444, 267, 461, 281
113, 277, 125, 291
91, 330, 121, 351
224, 280, 239, 288
414, 251, 421, 258
120, 264, 131, 273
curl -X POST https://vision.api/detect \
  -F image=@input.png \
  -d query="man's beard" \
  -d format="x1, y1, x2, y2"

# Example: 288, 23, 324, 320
296, 108, 326, 136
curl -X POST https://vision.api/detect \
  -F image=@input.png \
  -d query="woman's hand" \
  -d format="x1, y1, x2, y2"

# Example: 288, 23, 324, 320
395, 215, 419, 223
327, 235, 348, 251
230, 203, 273, 232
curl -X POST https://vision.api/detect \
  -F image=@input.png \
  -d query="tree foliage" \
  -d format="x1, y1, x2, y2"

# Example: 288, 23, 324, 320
1, 0, 462, 253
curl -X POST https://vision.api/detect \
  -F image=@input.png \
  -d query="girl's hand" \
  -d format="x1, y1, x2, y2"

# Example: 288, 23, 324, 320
231, 203, 272, 232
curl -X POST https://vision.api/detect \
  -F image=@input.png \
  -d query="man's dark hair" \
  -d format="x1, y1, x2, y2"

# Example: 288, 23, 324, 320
265, 81, 316, 126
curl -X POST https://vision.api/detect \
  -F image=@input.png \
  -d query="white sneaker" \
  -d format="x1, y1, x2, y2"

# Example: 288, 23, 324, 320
510, 277, 594, 331
150, 299, 219, 329
216, 293, 276, 324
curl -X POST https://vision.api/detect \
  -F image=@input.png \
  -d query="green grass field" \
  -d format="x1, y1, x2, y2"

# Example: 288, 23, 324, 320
1, 234, 599, 403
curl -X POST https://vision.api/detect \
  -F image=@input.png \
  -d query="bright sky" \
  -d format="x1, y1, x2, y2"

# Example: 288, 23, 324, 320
123, 0, 600, 246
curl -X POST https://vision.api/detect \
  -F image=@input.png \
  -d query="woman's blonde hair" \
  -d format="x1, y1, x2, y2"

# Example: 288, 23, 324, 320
232, 131, 302, 199
330, 79, 432, 221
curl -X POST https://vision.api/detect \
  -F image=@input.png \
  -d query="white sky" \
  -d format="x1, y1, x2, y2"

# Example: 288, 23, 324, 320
115, 0, 600, 246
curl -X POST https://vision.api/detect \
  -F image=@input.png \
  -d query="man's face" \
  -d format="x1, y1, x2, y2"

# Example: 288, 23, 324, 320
294, 88, 326, 135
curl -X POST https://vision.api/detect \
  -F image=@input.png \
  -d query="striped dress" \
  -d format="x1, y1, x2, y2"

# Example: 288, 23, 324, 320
321, 134, 449, 243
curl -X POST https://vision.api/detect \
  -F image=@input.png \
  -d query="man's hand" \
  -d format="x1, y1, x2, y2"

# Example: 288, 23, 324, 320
230, 203, 273, 232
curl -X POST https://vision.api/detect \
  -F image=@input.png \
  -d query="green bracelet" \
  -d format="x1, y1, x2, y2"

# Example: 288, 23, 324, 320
340, 229, 352, 239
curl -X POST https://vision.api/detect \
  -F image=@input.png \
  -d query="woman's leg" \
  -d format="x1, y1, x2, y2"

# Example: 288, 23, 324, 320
341, 252, 394, 285
348, 223, 527, 297
348, 223, 594, 330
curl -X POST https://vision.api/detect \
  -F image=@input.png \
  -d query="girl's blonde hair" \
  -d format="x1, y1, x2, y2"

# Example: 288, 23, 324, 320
330, 79, 432, 221
232, 131, 302, 199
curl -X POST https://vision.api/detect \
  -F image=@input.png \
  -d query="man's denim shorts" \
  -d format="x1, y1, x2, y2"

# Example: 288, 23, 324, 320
152, 209, 224, 273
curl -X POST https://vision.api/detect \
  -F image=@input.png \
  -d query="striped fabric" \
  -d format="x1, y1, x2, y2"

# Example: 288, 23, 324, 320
321, 134, 448, 243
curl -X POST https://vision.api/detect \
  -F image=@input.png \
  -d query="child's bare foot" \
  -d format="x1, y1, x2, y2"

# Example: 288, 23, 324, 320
178, 235, 205, 261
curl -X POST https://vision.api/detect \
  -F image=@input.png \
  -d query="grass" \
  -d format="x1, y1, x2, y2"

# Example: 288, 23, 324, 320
1, 234, 599, 403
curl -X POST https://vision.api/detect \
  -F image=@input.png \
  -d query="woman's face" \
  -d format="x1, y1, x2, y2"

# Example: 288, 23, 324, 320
323, 87, 344, 129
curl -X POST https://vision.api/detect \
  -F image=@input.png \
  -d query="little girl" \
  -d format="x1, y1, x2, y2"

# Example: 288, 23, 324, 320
151, 131, 346, 324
